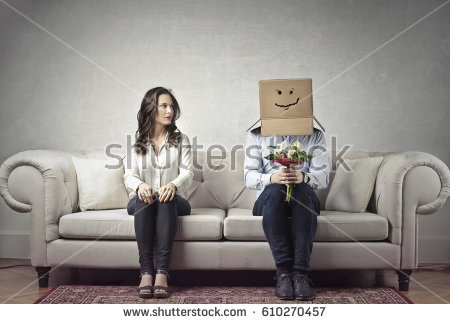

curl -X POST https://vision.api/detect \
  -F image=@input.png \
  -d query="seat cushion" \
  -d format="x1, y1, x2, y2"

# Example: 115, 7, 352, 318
224, 208, 388, 241
59, 208, 225, 240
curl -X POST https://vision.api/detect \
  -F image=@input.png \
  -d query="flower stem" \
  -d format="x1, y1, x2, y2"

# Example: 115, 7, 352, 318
286, 184, 293, 204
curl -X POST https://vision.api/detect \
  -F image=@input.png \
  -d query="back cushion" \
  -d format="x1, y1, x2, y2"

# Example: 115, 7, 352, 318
70, 148, 388, 212
186, 150, 257, 210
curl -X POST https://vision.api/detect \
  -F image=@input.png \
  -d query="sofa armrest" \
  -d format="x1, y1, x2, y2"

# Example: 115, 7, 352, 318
373, 151, 450, 268
0, 150, 78, 265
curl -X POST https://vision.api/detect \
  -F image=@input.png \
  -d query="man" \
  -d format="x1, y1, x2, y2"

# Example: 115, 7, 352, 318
244, 126, 330, 300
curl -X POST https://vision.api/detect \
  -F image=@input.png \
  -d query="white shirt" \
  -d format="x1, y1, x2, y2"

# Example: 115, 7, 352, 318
123, 132, 194, 200
244, 127, 330, 200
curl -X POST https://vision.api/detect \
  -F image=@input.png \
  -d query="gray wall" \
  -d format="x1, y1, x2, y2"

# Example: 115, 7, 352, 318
0, 0, 449, 262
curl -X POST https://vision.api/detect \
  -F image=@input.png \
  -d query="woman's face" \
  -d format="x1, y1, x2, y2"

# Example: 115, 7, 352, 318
154, 93, 174, 127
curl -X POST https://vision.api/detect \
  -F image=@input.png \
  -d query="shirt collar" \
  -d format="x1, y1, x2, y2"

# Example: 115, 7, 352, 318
146, 131, 169, 147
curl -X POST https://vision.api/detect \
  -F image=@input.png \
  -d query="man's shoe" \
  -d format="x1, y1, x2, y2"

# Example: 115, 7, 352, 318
292, 272, 315, 300
274, 273, 294, 300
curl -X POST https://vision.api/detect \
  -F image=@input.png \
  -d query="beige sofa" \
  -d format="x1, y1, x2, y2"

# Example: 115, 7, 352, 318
1, 149, 449, 291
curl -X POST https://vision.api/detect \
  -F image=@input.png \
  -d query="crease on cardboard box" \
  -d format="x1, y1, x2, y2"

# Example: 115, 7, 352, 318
246, 116, 325, 133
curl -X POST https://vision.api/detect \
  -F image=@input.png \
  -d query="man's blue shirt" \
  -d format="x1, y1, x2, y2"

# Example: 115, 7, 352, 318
244, 127, 330, 200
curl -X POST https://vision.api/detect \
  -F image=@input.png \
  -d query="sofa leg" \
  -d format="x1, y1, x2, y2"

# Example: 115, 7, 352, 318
36, 267, 51, 288
396, 269, 412, 291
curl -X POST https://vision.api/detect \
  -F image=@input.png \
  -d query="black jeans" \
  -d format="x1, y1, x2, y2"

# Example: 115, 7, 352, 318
252, 183, 320, 272
127, 193, 191, 275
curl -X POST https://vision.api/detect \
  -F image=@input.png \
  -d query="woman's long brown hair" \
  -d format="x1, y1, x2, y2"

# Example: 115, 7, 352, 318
133, 87, 182, 155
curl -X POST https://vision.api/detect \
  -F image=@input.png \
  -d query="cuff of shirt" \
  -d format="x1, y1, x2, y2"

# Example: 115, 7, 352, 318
305, 172, 318, 190
128, 178, 144, 194
170, 178, 182, 192
262, 172, 273, 189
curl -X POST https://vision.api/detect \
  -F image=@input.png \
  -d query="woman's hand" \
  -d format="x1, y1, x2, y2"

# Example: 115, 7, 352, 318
137, 183, 155, 204
158, 183, 177, 203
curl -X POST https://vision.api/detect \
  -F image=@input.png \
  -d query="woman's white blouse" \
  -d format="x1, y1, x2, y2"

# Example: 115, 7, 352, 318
123, 132, 194, 200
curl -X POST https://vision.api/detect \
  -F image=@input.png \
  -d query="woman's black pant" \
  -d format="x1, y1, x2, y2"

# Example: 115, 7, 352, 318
127, 193, 191, 275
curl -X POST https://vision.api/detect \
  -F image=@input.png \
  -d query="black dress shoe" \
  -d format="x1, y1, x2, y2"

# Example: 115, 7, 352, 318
292, 272, 315, 300
274, 273, 294, 300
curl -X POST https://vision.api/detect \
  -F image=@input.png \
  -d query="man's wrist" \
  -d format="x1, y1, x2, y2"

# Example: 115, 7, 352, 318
262, 173, 273, 188
301, 172, 310, 183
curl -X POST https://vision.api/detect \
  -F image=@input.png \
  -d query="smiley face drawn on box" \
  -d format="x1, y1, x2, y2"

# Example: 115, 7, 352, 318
274, 87, 301, 111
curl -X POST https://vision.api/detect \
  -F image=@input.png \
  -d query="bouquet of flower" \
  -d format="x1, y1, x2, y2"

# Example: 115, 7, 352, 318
264, 140, 313, 203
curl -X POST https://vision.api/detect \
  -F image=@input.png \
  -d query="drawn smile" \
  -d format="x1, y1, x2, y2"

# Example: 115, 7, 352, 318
274, 97, 300, 110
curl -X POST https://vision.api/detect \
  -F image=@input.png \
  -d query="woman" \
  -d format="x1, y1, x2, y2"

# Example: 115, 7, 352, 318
123, 87, 193, 299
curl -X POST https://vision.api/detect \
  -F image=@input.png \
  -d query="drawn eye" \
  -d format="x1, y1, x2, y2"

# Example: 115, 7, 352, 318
289, 90, 293, 95
277, 90, 282, 95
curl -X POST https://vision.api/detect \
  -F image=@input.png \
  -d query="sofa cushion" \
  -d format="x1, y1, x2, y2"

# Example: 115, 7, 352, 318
325, 156, 383, 213
59, 208, 225, 240
71, 156, 129, 211
224, 208, 388, 241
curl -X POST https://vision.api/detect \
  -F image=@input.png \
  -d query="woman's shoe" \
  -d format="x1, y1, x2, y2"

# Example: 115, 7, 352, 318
137, 272, 154, 298
153, 269, 170, 298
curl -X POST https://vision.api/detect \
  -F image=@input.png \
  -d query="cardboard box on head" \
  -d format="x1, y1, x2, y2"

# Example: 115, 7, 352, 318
247, 78, 325, 136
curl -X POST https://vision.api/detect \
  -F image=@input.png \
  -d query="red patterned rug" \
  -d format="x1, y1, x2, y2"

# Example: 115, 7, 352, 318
34, 286, 413, 304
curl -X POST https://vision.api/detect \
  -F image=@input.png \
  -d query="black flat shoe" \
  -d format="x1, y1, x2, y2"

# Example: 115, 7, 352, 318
154, 269, 170, 298
292, 272, 315, 300
137, 272, 154, 298
274, 273, 294, 300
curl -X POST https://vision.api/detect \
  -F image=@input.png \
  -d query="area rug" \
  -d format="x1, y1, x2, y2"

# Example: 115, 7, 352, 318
34, 286, 413, 304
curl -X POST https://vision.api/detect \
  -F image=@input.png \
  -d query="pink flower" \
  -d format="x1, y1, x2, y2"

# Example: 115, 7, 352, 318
274, 157, 301, 167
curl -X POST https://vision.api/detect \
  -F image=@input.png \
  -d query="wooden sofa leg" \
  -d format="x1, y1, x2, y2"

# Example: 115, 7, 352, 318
396, 269, 412, 291
36, 267, 51, 288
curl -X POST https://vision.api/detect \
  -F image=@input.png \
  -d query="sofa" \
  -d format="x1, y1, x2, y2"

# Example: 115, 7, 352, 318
1, 149, 449, 291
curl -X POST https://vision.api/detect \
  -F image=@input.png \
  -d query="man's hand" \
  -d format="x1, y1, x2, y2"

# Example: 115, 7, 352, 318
137, 183, 155, 204
270, 167, 304, 184
158, 183, 177, 203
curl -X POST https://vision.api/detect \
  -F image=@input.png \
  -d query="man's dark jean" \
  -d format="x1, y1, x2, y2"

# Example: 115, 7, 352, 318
127, 193, 191, 275
252, 182, 320, 272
